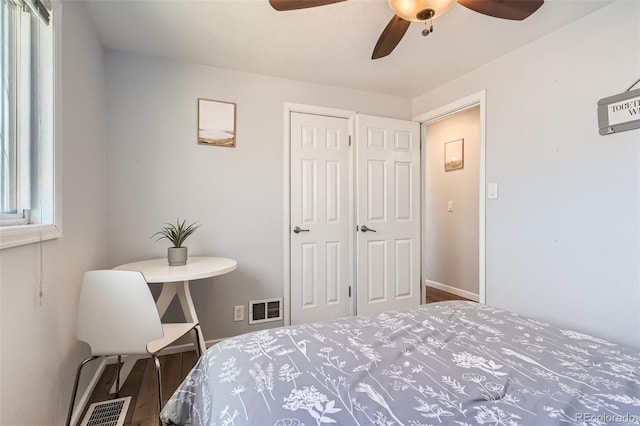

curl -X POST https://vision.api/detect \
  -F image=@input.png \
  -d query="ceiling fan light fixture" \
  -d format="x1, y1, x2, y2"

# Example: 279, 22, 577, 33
388, 0, 456, 22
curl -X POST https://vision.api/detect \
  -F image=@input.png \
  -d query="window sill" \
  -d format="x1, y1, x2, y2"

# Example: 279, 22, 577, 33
0, 223, 62, 249
0, 215, 30, 226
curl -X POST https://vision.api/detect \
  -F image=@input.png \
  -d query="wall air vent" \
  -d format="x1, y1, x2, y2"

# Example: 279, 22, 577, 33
249, 298, 283, 324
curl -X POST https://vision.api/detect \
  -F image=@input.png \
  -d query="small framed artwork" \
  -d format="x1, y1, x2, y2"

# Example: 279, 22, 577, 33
444, 138, 464, 171
197, 98, 236, 147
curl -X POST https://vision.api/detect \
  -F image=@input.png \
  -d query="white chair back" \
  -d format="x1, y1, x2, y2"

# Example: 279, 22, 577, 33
77, 270, 164, 356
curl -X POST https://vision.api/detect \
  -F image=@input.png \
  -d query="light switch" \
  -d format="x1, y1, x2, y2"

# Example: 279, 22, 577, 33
488, 183, 498, 200
447, 201, 454, 212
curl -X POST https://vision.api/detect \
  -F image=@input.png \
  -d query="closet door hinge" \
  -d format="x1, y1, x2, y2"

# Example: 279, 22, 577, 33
349, 286, 352, 298
349, 135, 352, 146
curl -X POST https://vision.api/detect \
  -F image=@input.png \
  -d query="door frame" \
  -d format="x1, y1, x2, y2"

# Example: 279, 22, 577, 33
282, 102, 357, 326
413, 90, 487, 304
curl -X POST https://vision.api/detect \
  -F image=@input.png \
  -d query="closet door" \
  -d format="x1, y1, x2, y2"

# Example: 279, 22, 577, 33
356, 115, 421, 316
290, 112, 352, 324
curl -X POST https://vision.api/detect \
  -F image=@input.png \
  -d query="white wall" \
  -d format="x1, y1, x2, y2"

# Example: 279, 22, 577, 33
414, 0, 640, 347
104, 51, 412, 338
424, 107, 480, 297
0, 2, 107, 424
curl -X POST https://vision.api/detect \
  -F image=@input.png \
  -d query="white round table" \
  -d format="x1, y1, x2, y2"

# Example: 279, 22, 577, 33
111, 256, 237, 393
117, 256, 237, 284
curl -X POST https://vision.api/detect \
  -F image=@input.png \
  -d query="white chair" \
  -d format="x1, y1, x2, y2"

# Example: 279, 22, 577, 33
66, 270, 201, 426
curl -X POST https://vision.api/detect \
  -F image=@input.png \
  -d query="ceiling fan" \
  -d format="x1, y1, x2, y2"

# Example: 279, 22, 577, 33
269, 0, 544, 59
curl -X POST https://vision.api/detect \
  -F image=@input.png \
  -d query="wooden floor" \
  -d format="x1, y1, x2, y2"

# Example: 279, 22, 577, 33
425, 286, 471, 303
80, 351, 198, 426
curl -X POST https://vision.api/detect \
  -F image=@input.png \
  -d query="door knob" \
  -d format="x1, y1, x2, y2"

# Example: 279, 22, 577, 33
360, 225, 377, 232
293, 226, 310, 234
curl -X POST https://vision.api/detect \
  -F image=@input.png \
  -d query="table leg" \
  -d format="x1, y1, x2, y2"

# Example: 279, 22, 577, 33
155, 282, 178, 317
177, 280, 207, 354
110, 282, 179, 394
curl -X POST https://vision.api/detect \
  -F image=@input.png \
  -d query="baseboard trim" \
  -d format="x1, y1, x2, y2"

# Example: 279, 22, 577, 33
425, 279, 479, 302
71, 337, 226, 426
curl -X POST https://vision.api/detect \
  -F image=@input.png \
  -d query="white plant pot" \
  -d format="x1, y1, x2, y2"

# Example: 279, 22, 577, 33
168, 247, 188, 266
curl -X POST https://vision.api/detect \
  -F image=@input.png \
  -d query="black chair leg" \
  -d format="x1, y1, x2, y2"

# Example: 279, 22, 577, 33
115, 355, 122, 397
193, 327, 202, 358
66, 355, 100, 426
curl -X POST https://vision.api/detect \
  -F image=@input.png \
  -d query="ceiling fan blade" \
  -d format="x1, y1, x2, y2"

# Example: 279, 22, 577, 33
269, 0, 347, 11
372, 15, 411, 60
457, 0, 543, 20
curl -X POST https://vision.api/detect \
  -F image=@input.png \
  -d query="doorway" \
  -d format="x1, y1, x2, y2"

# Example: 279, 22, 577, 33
415, 91, 486, 305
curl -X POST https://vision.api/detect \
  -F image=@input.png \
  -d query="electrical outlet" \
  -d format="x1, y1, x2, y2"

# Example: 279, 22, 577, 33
233, 305, 244, 322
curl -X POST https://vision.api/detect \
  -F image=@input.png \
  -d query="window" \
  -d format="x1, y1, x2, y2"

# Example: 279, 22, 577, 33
0, 0, 57, 249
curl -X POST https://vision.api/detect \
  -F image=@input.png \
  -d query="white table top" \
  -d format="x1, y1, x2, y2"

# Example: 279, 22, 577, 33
114, 256, 237, 283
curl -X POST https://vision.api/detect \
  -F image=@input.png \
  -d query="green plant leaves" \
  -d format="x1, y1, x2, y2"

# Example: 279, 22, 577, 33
152, 218, 200, 248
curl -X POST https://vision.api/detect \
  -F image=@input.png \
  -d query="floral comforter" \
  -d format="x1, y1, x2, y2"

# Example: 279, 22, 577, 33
161, 301, 640, 425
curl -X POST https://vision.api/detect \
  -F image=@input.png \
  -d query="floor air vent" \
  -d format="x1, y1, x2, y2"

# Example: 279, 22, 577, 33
80, 396, 131, 426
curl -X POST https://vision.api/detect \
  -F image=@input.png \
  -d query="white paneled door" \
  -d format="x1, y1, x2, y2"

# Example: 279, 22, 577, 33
289, 111, 420, 324
356, 115, 421, 316
290, 112, 352, 324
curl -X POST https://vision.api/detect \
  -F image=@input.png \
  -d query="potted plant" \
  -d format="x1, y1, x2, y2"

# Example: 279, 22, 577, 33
153, 218, 200, 266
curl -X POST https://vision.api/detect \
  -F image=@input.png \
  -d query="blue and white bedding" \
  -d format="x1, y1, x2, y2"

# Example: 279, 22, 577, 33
161, 301, 640, 425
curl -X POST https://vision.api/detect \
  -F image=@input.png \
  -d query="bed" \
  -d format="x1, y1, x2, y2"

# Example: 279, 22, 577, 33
160, 301, 640, 425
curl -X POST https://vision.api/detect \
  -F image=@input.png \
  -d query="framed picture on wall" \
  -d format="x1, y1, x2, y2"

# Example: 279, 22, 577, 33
444, 138, 464, 171
197, 98, 236, 147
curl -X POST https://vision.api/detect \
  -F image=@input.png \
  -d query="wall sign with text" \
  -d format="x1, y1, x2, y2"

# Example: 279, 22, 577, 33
598, 87, 640, 135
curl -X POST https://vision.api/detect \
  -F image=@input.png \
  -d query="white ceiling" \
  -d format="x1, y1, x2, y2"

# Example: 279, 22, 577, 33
82, 0, 612, 98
